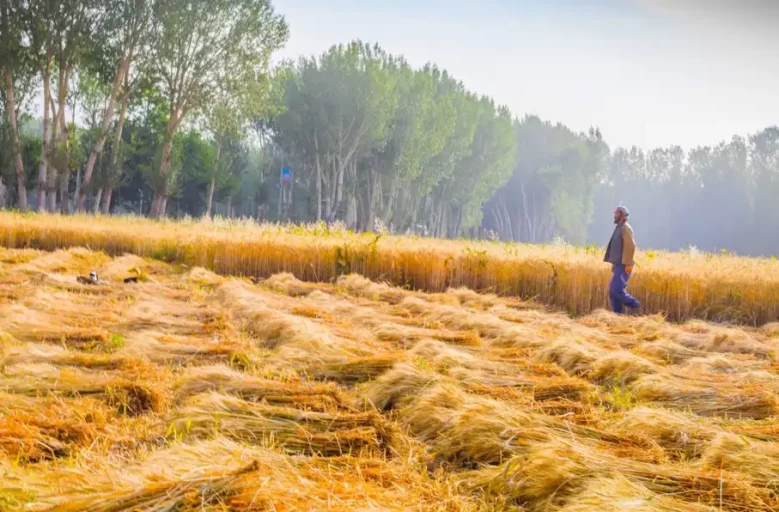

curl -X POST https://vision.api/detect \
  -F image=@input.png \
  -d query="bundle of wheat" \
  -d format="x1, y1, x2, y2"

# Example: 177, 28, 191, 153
615, 407, 719, 460
395, 297, 539, 348
170, 392, 393, 456
399, 384, 554, 466
184, 266, 225, 286
728, 420, 779, 443
681, 354, 772, 377
307, 353, 405, 384
361, 362, 440, 411
0, 363, 164, 416
372, 323, 482, 348
763, 322, 779, 337
533, 338, 606, 375
674, 329, 774, 359
465, 439, 779, 512
700, 433, 779, 484
39, 439, 479, 512
96, 253, 157, 281
4, 345, 149, 372
590, 350, 659, 385
337, 274, 408, 304
0, 389, 121, 462
557, 475, 717, 512
524, 375, 592, 402
408, 339, 531, 390
636, 339, 703, 365
262, 272, 319, 297
398, 382, 656, 469
214, 281, 375, 364
175, 365, 352, 411
630, 373, 778, 419
462, 439, 593, 511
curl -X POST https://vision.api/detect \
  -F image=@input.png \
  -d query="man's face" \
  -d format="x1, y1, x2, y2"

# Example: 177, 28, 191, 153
614, 209, 623, 224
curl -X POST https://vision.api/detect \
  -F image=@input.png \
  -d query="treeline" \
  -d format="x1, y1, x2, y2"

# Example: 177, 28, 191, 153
272, 43, 515, 236
0, 0, 515, 236
0, 0, 288, 218
588, 129, 779, 256
2, 1, 779, 256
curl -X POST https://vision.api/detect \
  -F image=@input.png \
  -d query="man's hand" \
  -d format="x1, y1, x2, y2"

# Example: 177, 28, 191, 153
625, 265, 633, 274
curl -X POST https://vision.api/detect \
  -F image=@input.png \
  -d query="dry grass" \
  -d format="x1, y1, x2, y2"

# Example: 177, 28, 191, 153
2, 247, 779, 511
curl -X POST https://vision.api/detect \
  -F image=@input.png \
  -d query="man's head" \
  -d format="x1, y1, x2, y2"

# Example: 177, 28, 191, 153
613, 206, 629, 224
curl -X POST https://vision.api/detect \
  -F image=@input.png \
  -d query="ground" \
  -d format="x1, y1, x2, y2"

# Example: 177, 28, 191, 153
1, 247, 779, 511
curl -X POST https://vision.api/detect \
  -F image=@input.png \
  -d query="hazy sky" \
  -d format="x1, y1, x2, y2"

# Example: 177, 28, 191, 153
273, 0, 779, 151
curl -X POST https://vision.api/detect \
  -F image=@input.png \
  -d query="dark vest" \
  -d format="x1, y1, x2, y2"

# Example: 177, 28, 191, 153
604, 223, 624, 265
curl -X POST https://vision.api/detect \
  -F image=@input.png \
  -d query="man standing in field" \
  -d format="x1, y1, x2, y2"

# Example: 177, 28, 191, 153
604, 205, 640, 314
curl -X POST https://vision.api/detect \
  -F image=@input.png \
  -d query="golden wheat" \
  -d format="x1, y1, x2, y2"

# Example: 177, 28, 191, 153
2, 247, 779, 511
1, 212, 778, 324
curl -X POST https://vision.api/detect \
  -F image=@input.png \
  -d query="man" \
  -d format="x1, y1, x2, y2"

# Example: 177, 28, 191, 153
604, 205, 640, 314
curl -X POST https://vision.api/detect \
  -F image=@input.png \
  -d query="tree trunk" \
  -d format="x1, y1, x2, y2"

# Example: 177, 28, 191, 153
366, 168, 381, 231
47, 97, 59, 212
205, 141, 221, 218
151, 136, 174, 219
100, 187, 113, 215
381, 175, 400, 224
315, 152, 322, 221
4, 71, 28, 211
74, 165, 81, 209
0, 175, 7, 208
226, 195, 233, 219
330, 161, 347, 222
105, 85, 131, 211
47, 173, 58, 212
159, 196, 168, 218
78, 57, 131, 211
93, 188, 103, 214
205, 173, 216, 217
59, 172, 70, 214
149, 194, 161, 217
54, 65, 72, 213
346, 196, 357, 230
37, 59, 52, 211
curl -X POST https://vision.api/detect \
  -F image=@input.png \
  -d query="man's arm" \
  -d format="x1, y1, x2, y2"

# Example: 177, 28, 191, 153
622, 224, 636, 268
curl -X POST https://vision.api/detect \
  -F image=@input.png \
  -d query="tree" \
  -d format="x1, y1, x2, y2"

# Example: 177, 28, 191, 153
29, 0, 96, 212
146, 0, 288, 218
483, 116, 606, 243
365, 62, 455, 231
395, 71, 478, 234
0, 0, 34, 210
275, 42, 397, 223
443, 101, 515, 238
202, 61, 275, 217
76, 0, 153, 212
750, 127, 779, 255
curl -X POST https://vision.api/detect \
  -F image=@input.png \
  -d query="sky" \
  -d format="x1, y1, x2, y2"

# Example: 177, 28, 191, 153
272, 0, 779, 151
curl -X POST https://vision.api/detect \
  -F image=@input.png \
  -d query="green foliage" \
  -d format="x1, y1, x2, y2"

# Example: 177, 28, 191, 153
108, 333, 125, 350
606, 384, 637, 411
272, 42, 517, 236
484, 116, 606, 244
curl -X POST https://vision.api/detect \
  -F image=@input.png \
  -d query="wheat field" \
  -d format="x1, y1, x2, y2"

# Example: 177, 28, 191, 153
2, 246, 779, 511
1, 212, 778, 325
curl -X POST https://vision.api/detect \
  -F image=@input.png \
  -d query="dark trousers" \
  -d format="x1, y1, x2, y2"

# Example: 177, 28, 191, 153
609, 264, 639, 314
